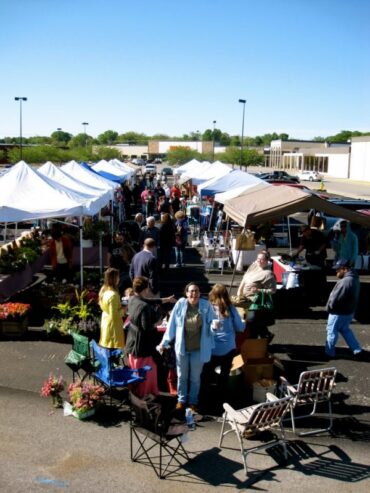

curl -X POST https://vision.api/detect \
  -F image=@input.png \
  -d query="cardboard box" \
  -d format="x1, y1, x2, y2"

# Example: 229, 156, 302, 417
240, 338, 268, 362
242, 361, 274, 385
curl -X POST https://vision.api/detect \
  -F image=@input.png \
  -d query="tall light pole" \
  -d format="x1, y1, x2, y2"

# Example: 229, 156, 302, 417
212, 120, 216, 162
82, 122, 89, 147
14, 97, 27, 161
238, 99, 246, 171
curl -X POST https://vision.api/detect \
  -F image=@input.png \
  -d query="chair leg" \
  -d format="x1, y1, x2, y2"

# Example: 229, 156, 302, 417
218, 414, 227, 448
298, 400, 334, 436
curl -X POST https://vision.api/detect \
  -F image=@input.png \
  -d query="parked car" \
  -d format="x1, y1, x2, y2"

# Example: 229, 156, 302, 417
161, 167, 173, 176
132, 158, 146, 166
297, 170, 323, 182
144, 163, 157, 173
258, 170, 300, 183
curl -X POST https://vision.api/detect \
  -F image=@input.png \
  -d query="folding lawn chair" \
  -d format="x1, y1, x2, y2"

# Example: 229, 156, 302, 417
64, 332, 98, 382
279, 367, 337, 436
218, 394, 292, 476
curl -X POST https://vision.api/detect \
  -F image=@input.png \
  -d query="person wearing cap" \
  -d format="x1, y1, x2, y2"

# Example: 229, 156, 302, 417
294, 225, 327, 267
332, 220, 358, 266
325, 259, 362, 359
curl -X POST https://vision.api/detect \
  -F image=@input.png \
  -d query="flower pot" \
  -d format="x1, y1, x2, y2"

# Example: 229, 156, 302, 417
74, 408, 96, 420
52, 394, 63, 408
63, 401, 96, 420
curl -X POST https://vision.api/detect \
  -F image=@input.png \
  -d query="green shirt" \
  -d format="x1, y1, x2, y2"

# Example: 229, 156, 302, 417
184, 304, 202, 352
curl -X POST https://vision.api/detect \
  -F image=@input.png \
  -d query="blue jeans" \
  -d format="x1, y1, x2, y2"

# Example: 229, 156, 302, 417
176, 350, 204, 406
175, 245, 185, 265
326, 313, 362, 357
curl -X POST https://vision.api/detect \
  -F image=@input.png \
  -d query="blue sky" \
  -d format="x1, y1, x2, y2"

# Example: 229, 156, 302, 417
1, 0, 369, 140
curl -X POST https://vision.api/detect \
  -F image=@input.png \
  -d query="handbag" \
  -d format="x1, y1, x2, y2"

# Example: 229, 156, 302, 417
249, 291, 275, 326
249, 291, 273, 311
235, 230, 256, 251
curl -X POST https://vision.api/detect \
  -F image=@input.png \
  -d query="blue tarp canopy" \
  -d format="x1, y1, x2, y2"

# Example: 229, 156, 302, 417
198, 169, 265, 196
80, 162, 122, 183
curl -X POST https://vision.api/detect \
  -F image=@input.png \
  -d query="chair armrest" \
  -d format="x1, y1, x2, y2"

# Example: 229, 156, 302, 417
280, 376, 297, 395
266, 392, 279, 402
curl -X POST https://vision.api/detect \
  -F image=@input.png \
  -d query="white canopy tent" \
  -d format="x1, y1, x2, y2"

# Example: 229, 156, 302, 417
61, 161, 117, 198
0, 161, 112, 287
38, 161, 112, 208
214, 182, 271, 204
198, 169, 267, 196
92, 160, 134, 180
180, 162, 232, 186
174, 159, 204, 176
0, 161, 106, 221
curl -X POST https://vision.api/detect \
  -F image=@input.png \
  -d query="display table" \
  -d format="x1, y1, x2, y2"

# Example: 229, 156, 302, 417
231, 241, 266, 272
272, 256, 326, 305
203, 245, 230, 274
0, 252, 49, 302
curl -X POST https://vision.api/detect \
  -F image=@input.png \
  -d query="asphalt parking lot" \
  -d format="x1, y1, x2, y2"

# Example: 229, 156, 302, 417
0, 243, 369, 492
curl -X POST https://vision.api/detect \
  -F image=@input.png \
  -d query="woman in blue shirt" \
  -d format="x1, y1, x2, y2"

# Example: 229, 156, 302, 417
201, 283, 244, 412
159, 282, 215, 413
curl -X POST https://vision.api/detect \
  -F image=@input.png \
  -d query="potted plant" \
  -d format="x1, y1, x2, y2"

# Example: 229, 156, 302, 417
40, 373, 65, 408
82, 218, 109, 247
0, 302, 31, 336
43, 288, 100, 340
65, 380, 105, 419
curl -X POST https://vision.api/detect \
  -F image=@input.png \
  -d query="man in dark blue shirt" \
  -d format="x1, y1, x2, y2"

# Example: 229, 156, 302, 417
129, 238, 159, 295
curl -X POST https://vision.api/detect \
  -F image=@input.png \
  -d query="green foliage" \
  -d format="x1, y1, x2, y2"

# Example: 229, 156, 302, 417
151, 133, 170, 140
51, 130, 72, 145
69, 133, 94, 148
82, 218, 110, 244
118, 131, 148, 144
217, 147, 264, 167
97, 130, 118, 145
166, 147, 201, 165
93, 146, 122, 160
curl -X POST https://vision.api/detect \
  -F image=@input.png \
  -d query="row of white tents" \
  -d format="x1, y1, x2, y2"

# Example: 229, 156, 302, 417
0, 159, 134, 286
175, 159, 370, 229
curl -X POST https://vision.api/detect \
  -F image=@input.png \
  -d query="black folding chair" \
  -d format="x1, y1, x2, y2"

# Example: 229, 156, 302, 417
129, 392, 190, 479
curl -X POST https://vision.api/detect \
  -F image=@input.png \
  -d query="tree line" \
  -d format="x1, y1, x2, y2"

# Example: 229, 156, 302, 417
2, 128, 368, 147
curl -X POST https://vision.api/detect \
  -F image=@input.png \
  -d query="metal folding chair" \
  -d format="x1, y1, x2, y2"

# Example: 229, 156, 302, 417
129, 392, 190, 479
218, 394, 292, 476
280, 367, 337, 436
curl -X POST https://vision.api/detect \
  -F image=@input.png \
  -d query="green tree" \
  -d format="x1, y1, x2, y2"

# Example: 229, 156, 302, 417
93, 146, 122, 160
218, 146, 263, 168
166, 146, 200, 165
51, 130, 72, 145
118, 131, 148, 144
151, 133, 171, 141
70, 133, 93, 148
97, 130, 118, 145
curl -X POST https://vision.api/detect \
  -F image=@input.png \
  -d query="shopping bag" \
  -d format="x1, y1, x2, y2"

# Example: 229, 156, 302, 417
249, 291, 274, 311
249, 291, 275, 326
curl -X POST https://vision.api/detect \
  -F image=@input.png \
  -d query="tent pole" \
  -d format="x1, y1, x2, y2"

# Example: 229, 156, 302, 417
79, 218, 84, 290
228, 226, 245, 295
287, 216, 293, 255
208, 201, 215, 232
98, 212, 103, 277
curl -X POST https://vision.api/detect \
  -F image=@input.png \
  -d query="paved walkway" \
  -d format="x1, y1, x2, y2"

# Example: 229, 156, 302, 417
0, 246, 369, 492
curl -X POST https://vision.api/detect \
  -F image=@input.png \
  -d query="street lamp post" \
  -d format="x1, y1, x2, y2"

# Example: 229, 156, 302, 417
212, 120, 216, 162
82, 122, 89, 147
238, 99, 246, 171
14, 97, 27, 161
